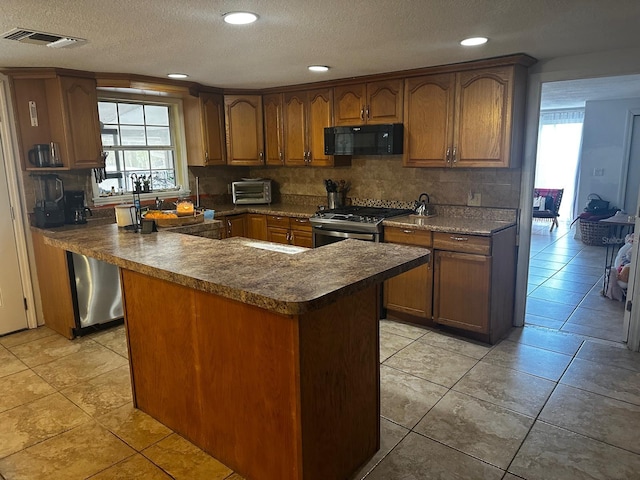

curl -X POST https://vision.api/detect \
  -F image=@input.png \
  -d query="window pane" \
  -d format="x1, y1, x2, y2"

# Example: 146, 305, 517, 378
104, 151, 118, 170
98, 102, 118, 124
150, 150, 174, 169
118, 103, 144, 125
146, 126, 171, 146
97, 178, 119, 196
151, 170, 176, 190
124, 151, 150, 170
145, 105, 169, 126
120, 125, 147, 146
101, 125, 120, 146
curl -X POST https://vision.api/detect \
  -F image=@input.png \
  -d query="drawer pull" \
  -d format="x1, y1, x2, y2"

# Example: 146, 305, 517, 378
402, 229, 415, 234
450, 236, 468, 241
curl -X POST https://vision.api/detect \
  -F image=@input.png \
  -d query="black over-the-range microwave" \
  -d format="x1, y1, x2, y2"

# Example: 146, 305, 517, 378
324, 123, 403, 156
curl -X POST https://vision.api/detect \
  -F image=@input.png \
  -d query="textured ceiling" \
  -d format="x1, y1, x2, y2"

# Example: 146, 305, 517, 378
1, 0, 639, 94
541, 75, 640, 110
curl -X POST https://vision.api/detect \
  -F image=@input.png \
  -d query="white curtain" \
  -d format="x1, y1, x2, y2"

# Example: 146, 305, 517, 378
535, 109, 585, 221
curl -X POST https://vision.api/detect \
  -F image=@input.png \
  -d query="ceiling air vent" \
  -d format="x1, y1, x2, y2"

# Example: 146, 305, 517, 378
1, 28, 86, 48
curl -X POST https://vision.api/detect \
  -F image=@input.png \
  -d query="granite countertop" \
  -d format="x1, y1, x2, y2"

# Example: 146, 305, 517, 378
41, 224, 429, 315
383, 215, 516, 236
202, 203, 318, 219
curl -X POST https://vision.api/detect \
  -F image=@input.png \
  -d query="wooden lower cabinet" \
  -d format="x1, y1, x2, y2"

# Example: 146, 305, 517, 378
383, 227, 433, 323
31, 231, 75, 339
432, 227, 516, 344
266, 215, 313, 247
433, 251, 490, 333
383, 225, 516, 344
246, 213, 267, 240
218, 214, 247, 238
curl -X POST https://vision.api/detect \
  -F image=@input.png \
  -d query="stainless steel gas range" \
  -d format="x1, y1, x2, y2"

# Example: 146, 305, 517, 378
310, 206, 414, 247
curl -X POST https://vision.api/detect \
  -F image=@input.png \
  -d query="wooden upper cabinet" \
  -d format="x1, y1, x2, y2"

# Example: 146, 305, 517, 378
283, 88, 345, 167
403, 65, 525, 168
454, 67, 514, 167
10, 73, 103, 170
55, 76, 103, 168
403, 73, 455, 167
334, 80, 403, 126
306, 88, 333, 166
334, 84, 366, 126
263, 93, 284, 166
184, 92, 226, 166
224, 95, 264, 166
283, 91, 307, 166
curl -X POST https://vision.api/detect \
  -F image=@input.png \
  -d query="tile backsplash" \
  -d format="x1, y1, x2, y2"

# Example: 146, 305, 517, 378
249, 156, 522, 209
20, 157, 522, 213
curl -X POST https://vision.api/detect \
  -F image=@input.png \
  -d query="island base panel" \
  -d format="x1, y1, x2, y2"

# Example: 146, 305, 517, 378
121, 269, 380, 480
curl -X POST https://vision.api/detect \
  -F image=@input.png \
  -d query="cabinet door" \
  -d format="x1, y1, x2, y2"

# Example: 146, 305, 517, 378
384, 263, 432, 318
31, 232, 75, 339
453, 67, 514, 168
306, 88, 333, 167
267, 226, 290, 245
283, 91, 307, 166
246, 213, 268, 240
224, 95, 264, 166
263, 93, 284, 166
201, 93, 226, 165
433, 251, 490, 333
57, 76, 103, 168
290, 217, 313, 248
227, 214, 247, 237
333, 84, 366, 126
383, 227, 433, 319
403, 74, 455, 167
366, 80, 404, 125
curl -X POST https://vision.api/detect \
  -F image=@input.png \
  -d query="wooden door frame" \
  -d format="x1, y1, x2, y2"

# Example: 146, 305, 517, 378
0, 76, 38, 329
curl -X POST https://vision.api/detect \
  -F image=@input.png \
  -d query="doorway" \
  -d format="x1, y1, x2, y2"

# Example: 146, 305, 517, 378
525, 75, 640, 345
0, 130, 29, 335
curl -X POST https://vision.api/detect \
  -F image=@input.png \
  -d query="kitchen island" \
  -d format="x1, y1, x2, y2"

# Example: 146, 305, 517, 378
42, 224, 429, 480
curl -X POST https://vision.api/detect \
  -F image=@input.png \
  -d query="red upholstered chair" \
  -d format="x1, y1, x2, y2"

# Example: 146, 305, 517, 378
532, 188, 564, 231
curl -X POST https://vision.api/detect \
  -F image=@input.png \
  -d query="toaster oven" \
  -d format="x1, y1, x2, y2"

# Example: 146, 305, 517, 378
232, 180, 272, 205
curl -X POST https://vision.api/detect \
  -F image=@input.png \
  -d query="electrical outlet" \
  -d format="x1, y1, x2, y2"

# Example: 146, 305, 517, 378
593, 168, 605, 177
467, 192, 481, 206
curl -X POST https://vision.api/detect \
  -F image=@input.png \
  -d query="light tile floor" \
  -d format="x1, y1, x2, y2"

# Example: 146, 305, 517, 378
526, 220, 627, 343
1, 227, 638, 479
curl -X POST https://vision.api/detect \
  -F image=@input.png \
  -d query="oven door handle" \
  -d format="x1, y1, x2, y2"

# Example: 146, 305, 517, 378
313, 228, 376, 241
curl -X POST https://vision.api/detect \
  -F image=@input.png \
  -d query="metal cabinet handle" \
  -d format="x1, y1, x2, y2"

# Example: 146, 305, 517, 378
452, 146, 457, 164
365, 105, 370, 119
450, 236, 468, 241
259, 151, 264, 161
445, 147, 451, 164
279, 151, 284, 164
402, 229, 415, 234
360, 108, 365, 121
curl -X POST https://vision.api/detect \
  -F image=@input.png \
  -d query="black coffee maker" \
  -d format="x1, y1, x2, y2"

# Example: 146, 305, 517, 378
33, 174, 66, 228
64, 190, 92, 225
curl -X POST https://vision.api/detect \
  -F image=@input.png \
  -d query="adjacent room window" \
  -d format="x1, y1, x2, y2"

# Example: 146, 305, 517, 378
535, 109, 585, 220
92, 94, 188, 202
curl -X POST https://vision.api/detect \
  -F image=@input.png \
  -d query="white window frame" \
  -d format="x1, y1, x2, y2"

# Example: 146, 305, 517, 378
92, 91, 190, 206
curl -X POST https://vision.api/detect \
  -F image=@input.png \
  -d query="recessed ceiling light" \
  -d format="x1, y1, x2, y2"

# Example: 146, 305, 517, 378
167, 73, 188, 79
460, 37, 488, 46
223, 12, 258, 25
308, 65, 329, 72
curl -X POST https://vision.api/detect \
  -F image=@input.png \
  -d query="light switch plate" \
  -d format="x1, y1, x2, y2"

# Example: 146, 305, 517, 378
467, 192, 481, 206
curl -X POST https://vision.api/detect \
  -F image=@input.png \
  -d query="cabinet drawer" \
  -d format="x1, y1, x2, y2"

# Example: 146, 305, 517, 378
266, 215, 290, 228
384, 227, 432, 247
433, 232, 490, 255
290, 217, 311, 232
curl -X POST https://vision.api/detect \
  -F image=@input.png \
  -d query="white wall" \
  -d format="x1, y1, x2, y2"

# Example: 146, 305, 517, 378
577, 97, 640, 215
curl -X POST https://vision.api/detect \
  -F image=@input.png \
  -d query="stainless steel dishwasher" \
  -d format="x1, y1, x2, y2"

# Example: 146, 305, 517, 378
68, 252, 123, 335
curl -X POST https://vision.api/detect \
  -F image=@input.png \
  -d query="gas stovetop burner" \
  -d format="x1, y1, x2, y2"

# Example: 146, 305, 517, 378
310, 206, 414, 234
